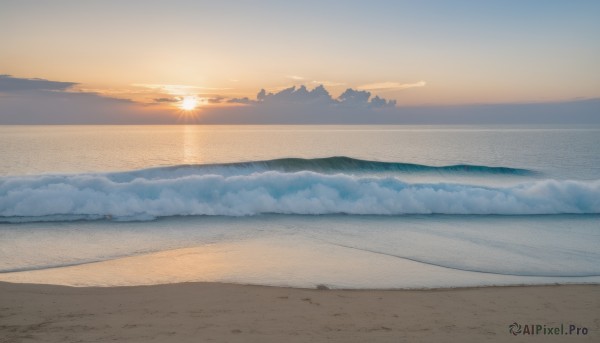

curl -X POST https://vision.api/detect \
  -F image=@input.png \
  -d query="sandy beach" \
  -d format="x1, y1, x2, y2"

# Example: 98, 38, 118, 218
1, 282, 598, 342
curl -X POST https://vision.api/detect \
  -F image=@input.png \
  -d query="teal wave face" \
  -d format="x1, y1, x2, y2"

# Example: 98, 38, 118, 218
234, 156, 535, 174
110, 156, 536, 182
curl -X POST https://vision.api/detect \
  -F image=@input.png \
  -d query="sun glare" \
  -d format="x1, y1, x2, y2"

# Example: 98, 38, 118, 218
180, 96, 198, 111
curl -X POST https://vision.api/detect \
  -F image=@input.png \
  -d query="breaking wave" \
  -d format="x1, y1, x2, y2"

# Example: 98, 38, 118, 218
0, 159, 597, 222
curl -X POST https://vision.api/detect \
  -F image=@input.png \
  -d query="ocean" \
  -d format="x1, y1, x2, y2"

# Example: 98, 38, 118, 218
0, 125, 599, 288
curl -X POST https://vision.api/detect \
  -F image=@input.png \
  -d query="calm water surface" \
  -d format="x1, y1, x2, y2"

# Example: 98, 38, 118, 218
1, 125, 599, 179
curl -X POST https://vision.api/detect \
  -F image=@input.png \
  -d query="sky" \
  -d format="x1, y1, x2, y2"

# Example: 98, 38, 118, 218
1, 0, 599, 124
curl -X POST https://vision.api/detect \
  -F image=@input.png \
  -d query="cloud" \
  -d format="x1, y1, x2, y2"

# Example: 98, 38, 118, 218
154, 95, 227, 105
286, 75, 305, 81
0, 75, 132, 102
311, 80, 345, 87
338, 88, 370, 106
2, 75, 598, 125
338, 88, 397, 108
370, 95, 396, 108
0, 75, 170, 124
259, 85, 335, 105
358, 81, 426, 91
227, 97, 253, 104
153, 97, 180, 103
232, 85, 396, 108
78, 87, 145, 95
133, 83, 232, 96
198, 83, 600, 124
218, 84, 397, 123
0, 75, 78, 92
207, 97, 225, 104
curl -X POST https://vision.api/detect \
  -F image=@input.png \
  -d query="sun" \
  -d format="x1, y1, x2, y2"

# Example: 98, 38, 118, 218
180, 96, 198, 111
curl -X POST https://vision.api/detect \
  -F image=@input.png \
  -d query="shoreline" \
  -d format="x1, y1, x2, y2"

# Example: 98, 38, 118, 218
3, 241, 599, 289
1, 281, 598, 342
1, 278, 599, 291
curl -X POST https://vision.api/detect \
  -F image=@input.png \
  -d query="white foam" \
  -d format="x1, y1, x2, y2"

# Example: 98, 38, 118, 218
1, 171, 599, 220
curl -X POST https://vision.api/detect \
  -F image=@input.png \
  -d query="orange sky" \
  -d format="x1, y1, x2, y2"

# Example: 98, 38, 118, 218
1, 1, 599, 124
2, 1, 599, 108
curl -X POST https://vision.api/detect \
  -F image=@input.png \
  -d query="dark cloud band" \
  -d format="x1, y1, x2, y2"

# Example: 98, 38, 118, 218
0, 75, 77, 92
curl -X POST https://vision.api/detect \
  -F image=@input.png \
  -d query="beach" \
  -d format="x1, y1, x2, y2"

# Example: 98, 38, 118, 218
1, 282, 598, 342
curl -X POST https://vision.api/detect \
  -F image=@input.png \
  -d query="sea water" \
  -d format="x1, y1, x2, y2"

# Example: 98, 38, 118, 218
0, 125, 599, 288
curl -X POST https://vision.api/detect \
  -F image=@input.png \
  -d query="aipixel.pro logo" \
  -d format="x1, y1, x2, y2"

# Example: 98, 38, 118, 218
509, 322, 589, 336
